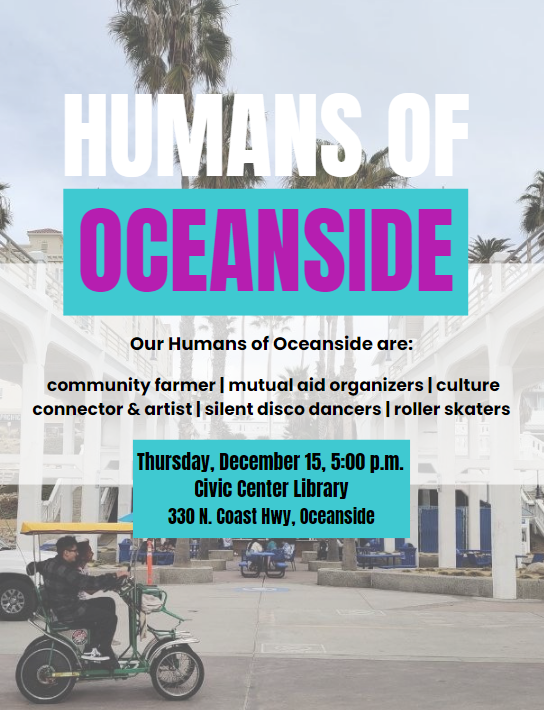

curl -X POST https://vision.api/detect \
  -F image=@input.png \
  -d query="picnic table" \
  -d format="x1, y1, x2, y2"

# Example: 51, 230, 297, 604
239, 551, 287, 578
357, 553, 403, 569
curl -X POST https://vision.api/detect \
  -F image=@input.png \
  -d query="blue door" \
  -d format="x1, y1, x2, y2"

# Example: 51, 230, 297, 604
419, 507, 438, 552
418, 506, 469, 552
480, 507, 491, 549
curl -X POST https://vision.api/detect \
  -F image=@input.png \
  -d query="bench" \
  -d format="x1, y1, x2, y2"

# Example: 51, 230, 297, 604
456, 549, 492, 568
266, 561, 287, 579
239, 555, 260, 578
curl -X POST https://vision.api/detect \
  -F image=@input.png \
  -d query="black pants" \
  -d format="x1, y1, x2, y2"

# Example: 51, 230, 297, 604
65, 597, 118, 652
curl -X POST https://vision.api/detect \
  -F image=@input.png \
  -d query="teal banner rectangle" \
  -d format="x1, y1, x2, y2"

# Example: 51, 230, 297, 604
132, 439, 409, 538
64, 188, 468, 316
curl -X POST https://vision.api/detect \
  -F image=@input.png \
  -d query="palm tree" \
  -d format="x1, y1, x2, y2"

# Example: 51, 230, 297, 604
299, 316, 307, 367
327, 537, 339, 562
251, 315, 293, 379
240, 315, 246, 406
325, 315, 338, 380
277, 364, 317, 440
342, 316, 355, 379
342, 315, 356, 441
518, 170, 544, 235
283, 142, 406, 190
342, 539, 357, 571
468, 236, 513, 263
0, 182, 13, 232
175, 314, 197, 565
178, 315, 196, 438
110, 0, 232, 189
251, 316, 293, 437
173, 538, 191, 567
198, 538, 213, 559
200, 315, 236, 438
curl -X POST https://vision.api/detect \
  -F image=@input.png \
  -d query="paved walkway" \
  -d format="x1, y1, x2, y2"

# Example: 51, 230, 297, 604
3, 563, 544, 709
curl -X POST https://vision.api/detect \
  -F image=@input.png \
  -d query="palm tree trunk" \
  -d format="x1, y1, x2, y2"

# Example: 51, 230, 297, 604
301, 316, 307, 368
267, 320, 273, 438
240, 316, 245, 407
327, 538, 339, 561
179, 316, 195, 438
173, 538, 191, 567
326, 316, 338, 379
317, 316, 327, 440
342, 315, 355, 440
198, 538, 212, 560
342, 538, 357, 571
326, 316, 338, 438
210, 318, 227, 439
342, 316, 355, 377
318, 316, 325, 377
182, 174, 190, 190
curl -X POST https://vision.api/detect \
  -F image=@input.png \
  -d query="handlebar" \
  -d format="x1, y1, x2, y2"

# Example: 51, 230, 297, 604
112, 573, 134, 594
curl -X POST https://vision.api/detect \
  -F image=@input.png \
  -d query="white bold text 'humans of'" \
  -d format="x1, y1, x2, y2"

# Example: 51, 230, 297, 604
65, 93, 468, 179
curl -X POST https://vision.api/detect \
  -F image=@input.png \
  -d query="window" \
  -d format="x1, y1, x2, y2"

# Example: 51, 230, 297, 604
40, 240, 48, 253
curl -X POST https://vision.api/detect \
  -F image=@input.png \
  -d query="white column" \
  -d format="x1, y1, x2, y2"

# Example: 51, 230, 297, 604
146, 410, 158, 439
117, 485, 133, 560
80, 390, 101, 553
119, 403, 134, 488
117, 406, 134, 554
409, 486, 419, 564
17, 360, 45, 551
405, 399, 420, 560
468, 415, 479, 460
382, 399, 397, 552
438, 389, 456, 568
60, 485, 73, 523
489, 363, 519, 599
466, 417, 481, 549
62, 417, 75, 455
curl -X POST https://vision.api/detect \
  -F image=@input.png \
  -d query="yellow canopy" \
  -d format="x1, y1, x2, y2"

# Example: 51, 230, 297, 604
20, 522, 133, 536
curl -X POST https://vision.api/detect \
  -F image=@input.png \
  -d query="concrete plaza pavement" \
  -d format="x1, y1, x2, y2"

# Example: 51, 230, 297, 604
3, 563, 544, 709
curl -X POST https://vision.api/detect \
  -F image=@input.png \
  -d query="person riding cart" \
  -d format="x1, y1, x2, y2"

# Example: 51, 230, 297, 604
27, 535, 128, 665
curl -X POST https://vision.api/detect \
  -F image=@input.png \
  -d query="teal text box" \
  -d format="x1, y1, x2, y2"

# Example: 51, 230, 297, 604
64, 188, 468, 316
133, 439, 409, 538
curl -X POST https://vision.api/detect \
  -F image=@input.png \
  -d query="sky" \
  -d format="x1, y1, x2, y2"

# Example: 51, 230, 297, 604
1, 1, 542, 246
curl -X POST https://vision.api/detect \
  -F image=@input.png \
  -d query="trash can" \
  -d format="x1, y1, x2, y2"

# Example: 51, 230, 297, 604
118, 538, 132, 563
400, 543, 417, 566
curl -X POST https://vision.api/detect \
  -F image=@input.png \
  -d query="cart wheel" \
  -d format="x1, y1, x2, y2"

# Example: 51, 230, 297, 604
16, 644, 77, 704
150, 644, 204, 700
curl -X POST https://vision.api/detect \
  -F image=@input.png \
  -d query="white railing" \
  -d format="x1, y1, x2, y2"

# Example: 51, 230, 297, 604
531, 498, 544, 537
42, 479, 63, 522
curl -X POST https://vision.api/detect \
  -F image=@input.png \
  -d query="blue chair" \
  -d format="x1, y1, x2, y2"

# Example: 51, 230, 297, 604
267, 550, 287, 578
400, 545, 417, 567
284, 546, 296, 570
